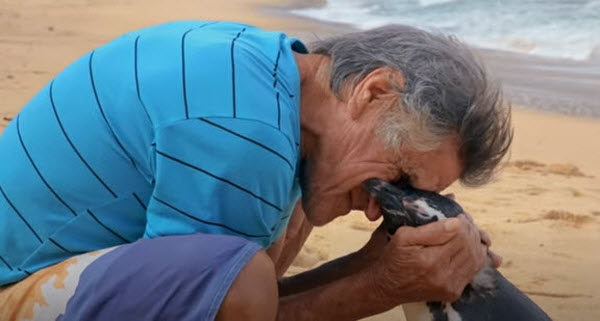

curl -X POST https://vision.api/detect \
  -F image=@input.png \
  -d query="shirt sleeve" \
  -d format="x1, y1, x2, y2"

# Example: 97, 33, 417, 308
143, 116, 298, 248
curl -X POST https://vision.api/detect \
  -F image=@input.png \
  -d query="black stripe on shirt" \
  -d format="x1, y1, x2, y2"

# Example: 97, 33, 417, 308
271, 49, 292, 137
49, 80, 118, 198
18, 268, 31, 276
180, 22, 219, 119
231, 28, 247, 118
156, 150, 282, 211
134, 35, 154, 125
16, 115, 77, 216
198, 118, 293, 170
49, 237, 74, 254
272, 48, 281, 88
153, 196, 270, 238
0, 184, 42, 243
89, 51, 138, 170
181, 28, 194, 119
0, 255, 13, 270
276, 91, 281, 130
87, 209, 130, 243
133, 192, 147, 211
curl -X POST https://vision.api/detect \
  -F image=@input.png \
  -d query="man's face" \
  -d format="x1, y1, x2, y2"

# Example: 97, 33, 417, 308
300, 101, 463, 227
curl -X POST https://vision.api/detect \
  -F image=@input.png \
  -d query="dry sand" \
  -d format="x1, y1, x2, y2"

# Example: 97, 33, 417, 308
1, 1, 599, 320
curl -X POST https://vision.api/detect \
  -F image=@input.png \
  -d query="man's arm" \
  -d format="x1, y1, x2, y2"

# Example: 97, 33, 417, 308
278, 220, 388, 296
269, 202, 385, 294
278, 264, 389, 320
267, 202, 314, 277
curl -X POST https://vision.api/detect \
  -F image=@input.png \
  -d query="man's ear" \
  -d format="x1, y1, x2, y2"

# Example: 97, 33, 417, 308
349, 68, 405, 120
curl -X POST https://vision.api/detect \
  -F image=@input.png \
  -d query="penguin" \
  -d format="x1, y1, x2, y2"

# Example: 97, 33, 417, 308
363, 178, 553, 321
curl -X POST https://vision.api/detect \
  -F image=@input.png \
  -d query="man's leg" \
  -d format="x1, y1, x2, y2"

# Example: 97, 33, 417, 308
1, 233, 277, 321
216, 249, 278, 321
59, 233, 275, 321
0, 248, 116, 321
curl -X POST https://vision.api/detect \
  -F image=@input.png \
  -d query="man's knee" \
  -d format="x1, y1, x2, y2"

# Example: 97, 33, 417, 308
216, 250, 278, 321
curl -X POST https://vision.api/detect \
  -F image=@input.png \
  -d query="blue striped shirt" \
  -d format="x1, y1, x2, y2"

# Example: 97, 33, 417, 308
0, 21, 306, 286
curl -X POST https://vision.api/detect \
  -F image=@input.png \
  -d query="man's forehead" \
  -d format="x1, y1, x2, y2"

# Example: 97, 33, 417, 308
398, 137, 463, 192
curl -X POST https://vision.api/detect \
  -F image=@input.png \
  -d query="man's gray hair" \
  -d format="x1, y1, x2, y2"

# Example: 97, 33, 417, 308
310, 25, 513, 186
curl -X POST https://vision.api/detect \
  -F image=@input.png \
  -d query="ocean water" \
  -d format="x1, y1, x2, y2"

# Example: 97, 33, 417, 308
292, 0, 600, 61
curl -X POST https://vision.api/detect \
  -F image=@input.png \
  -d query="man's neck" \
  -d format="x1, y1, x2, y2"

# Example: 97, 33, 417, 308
294, 53, 341, 161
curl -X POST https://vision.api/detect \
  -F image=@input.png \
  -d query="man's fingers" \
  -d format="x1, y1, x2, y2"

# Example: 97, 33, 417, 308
461, 212, 475, 224
394, 218, 461, 246
480, 229, 492, 247
444, 193, 456, 200
488, 249, 503, 268
445, 228, 486, 271
458, 213, 493, 248
447, 216, 487, 273
447, 249, 475, 289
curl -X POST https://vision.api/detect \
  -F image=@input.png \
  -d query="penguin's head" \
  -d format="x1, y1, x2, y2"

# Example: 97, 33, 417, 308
362, 178, 464, 234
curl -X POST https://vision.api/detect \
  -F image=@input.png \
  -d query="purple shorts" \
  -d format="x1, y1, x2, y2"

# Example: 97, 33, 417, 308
0, 233, 261, 321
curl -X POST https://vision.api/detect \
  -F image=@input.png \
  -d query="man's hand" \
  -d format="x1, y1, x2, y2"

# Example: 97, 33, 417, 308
277, 213, 494, 320
462, 211, 502, 268
445, 193, 502, 268
369, 215, 487, 304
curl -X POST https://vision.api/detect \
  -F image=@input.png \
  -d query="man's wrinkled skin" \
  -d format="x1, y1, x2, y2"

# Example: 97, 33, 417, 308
216, 53, 496, 321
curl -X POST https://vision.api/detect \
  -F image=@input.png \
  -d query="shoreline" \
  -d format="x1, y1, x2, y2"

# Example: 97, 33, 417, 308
259, 0, 353, 42
264, 0, 600, 118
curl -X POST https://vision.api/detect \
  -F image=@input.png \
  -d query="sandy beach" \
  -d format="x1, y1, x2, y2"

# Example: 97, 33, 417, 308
1, 1, 599, 320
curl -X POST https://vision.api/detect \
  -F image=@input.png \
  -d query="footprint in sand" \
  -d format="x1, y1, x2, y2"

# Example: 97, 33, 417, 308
509, 159, 588, 178
510, 160, 545, 170
565, 187, 584, 197
517, 185, 583, 197
530, 276, 549, 286
523, 290, 591, 299
542, 210, 594, 227
1, 115, 13, 127
312, 234, 325, 241
291, 244, 329, 269
522, 185, 547, 196
0, 117, 12, 128
349, 220, 377, 232
516, 210, 594, 227
551, 252, 574, 259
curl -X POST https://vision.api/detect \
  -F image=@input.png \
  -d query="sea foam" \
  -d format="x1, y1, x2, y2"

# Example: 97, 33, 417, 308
292, 0, 600, 61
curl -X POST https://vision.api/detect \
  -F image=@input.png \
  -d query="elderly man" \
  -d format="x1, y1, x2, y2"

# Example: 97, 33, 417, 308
0, 21, 511, 320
